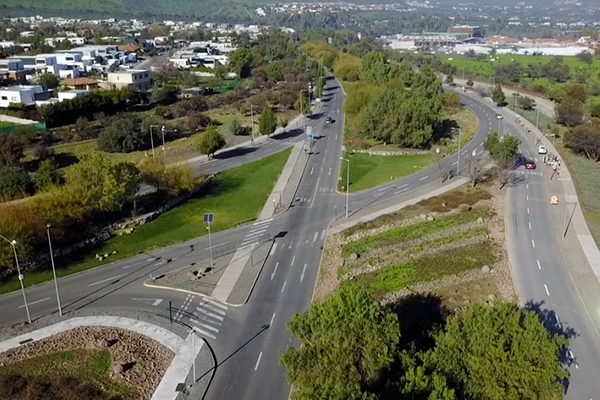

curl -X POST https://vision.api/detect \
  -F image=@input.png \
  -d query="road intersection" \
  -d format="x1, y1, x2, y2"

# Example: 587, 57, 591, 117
1, 77, 600, 399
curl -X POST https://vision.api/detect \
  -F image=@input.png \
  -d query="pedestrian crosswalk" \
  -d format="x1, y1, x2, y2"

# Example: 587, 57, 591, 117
174, 294, 229, 340
240, 218, 272, 247
515, 170, 543, 176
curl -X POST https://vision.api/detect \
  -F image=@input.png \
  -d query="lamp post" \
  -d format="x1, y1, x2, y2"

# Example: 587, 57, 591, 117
160, 125, 177, 167
0, 234, 31, 323
340, 157, 350, 219
46, 224, 62, 316
456, 128, 462, 175
250, 105, 255, 146
149, 125, 157, 163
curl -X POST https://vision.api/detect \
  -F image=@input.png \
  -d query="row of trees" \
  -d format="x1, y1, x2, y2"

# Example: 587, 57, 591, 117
281, 284, 568, 400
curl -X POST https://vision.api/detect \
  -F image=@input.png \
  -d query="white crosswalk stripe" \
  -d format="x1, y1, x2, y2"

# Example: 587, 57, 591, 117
240, 219, 272, 247
187, 298, 229, 340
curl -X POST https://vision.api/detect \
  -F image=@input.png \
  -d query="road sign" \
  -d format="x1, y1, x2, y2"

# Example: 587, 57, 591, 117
203, 213, 214, 224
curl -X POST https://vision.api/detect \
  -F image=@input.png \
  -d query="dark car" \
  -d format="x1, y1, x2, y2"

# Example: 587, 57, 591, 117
525, 161, 536, 169
325, 117, 333, 124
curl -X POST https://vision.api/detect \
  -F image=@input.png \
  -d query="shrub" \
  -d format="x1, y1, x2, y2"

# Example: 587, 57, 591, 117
0, 166, 32, 200
98, 117, 145, 153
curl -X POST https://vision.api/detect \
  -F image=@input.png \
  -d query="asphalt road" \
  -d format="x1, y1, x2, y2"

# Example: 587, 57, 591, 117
2, 79, 597, 399
460, 89, 600, 399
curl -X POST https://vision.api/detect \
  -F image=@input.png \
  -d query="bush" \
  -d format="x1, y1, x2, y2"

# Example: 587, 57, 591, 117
32, 143, 52, 160
184, 113, 212, 133
196, 126, 226, 158
0, 134, 24, 167
98, 117, 145, 153
229, 119, 246, 136
0, 166, 32, 200
33, 158, 63, 191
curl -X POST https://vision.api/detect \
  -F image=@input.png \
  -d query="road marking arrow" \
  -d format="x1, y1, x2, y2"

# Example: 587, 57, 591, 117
131, 298, 163, 307
300, 263, 308, 282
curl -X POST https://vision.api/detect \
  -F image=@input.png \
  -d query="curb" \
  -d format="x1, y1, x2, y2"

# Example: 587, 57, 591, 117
234, 240, 275, 307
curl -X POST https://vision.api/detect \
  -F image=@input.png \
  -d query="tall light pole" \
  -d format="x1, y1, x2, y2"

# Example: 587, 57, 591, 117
150, 125, 160, 164
46, 224, 62, 316
456, 128, 462, 175
161, 126, 167, 166
340, 157, 350, 219
207, 225, 214, 274
250, 105, 255, 146
0, 234, 31, 323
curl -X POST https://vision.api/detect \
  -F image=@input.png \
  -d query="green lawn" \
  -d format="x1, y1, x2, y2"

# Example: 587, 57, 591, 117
338, 152, 435, 193
0, 121, 15, 128
0, 148, 291, 295
0, 349, 134, 400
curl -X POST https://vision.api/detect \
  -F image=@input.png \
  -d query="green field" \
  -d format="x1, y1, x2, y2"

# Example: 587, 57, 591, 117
0, 121, 15, 128
0, 349, 134, 400
445, 54, 600, 80
338, 152, 435, 193
0, 148, 291, 295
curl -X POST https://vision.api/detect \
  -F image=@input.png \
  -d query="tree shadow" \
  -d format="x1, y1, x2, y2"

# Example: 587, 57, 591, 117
273, 127, 304, 141
387, 293, 449, 352
213, 146, 257, 160
53, 152, 80, 168
432, 119, 459, 143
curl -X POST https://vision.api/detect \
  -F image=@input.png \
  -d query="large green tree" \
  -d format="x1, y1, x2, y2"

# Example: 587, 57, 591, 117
280, 284, 400, 400
228, 47, 254, 78
196, 126, 226, 158
0, 134, 24, 167
491, 84, 506, 105
483, 131, 521, 164
425, 302, 568, 400
33, 158, 63, 191
98, 117, 145, 153
0, 166, 32, 200
259, 106, 278, 136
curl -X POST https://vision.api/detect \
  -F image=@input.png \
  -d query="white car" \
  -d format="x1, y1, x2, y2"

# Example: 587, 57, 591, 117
538, 145, 547, 154
496, 113, 503, 120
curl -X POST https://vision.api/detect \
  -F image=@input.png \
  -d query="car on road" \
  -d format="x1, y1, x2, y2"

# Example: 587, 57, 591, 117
525, 161, 536, 169
496, 113, 503, 120
325, 117, 333, 124
538, 145, 547, 154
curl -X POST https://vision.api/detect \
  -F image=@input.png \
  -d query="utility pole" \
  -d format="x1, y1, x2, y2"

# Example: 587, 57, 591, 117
149, 126, 156, 163
46, 224, 62, 316
250, 105, 255, 146
456, 129, 461, 175
161, 126, 166, 166
0, 235, 31, 323
340, 158, 350, 218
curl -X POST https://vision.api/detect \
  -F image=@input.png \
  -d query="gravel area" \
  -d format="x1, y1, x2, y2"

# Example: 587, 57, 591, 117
313, 234, 344, 303
147, 253, 234, 297
227, 241, 273, 305
0, 325, 174, 400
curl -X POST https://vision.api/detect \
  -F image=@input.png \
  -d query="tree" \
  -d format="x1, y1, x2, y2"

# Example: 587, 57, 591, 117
563, 83, 588, 104
279, 117, 289, 131
280, 284, 400, 400
491, 84, 506, 105
0, 166, 32, 200
517, 96, 536, 111
483, 131, 521, 163
441, 92, 461, 109
582, 27, 599, 41
564, 118, 600, 161
98, 117, 145, 153
259, 106, 277, 136
65, 152, 140, 212
444, 75, 454, 85
33, 158, 63, 191
295, 92, 310, 115
576, 51, 593, 65
227, 47, 253, 78
425, 302, 568, 400
465, 155, 485, 187
0, 134, 24, 167
32, 143, 51, 160
150, 84, 179, 105
229, 119, 246, 136
138, 157, 196, 197
184, 113, 212, 133
196, 126, 226, 158
465, 78, 474, 87
38, 72, 59, 90
555, 98, 586, 127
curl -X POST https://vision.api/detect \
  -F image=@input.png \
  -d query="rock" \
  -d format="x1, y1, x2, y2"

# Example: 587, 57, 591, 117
97, 338, 109, 348
95, 254, 100, 259
113, 364, 124, 375
442, 202, 446, 208
487, 301, 495, 307
112, 250, 117, 254
104, 253, 109, 258
487, 294, 495, 300
481, 265, 491, 273
420, 214, 427, 220
426, 216, 435, 221
187, 270, 197, 280
349, 253, 359, 261
477, 217, 484, 224
98, 257, 103, 261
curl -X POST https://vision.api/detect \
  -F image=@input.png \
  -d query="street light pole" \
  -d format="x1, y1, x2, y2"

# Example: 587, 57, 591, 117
340, 158, 350, 219
457, 129, 461, 175
191, 329, 196, 383
161, 126, 166, 166
0, 235, 31, 323
250, 105, 255, 146
207, 224, 214, 274
46, 224, 62, 316
149, 126, 156, 163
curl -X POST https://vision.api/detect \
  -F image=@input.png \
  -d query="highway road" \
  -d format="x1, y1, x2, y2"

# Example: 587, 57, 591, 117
2, 76, 597, 400
458, 89, 600, 399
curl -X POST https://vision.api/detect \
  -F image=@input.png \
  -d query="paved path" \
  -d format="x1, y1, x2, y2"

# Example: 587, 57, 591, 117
0, 316, 204, 400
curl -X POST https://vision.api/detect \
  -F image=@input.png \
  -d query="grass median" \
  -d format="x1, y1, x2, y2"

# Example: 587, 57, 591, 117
0, 148, 292, 295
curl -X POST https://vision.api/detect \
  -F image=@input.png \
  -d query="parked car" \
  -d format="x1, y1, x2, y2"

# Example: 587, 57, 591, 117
538, 145, 547, 154
525, 161, 536, 169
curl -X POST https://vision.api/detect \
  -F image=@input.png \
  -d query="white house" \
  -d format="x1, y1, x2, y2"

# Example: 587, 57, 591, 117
57, 90, 90, 101
0, 85, 44, 108
107, 69, 151, 90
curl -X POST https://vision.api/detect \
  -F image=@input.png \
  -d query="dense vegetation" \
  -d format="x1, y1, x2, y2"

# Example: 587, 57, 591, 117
282, 284, 569, 400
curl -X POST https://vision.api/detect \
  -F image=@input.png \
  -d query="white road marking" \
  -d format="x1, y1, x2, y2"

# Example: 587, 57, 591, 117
532, 239, 536, 248
131, 298, 163, 307
321, 229, 326, 240
291, 256, 295, 266
374, 192, 384, 197
205, 300, 227, 310
271, 262, 279, 281
310, 167, 314, 175
537, 259, 541, 270
153, 261, 163, 266
281, 281, 287, 293
255, 352, 263, 371
310, 177, 320, 208
288, 239, 294, 249
555, 315, 561, 328
146, 258, 156, 261
300, 263, 308, 282
88, 274, 125, 287
313, 232, 319, 242
122, 261, 144, 269
394, 189, 409, 195
544, 284, 550, 296
335, 135, 337, 140
328, 168, 332, 175
529, 222, 532, 230
452, 161, 458, 165
526, 184, 529, 189
198, 302, 226, 315
270, 312, 276, 326
19, 297, 49, 308
190, 319, 219, 332
377, 186, 388, 192
419, 176, 428, 181
253, 218, 272, 226
527, 195, 529, 201
196, 307, 224, 321
190, 325, 216, 339
527, 208, 530, 214
269, 243, 278, 256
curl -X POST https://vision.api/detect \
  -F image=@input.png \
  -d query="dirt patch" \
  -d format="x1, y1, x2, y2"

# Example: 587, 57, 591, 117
0, 326, 174, 400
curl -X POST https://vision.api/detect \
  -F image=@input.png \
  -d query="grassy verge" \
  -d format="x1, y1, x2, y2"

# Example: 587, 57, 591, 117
0, 121, 15, 128
0, 148, 291, 294
0, 349, 134, 400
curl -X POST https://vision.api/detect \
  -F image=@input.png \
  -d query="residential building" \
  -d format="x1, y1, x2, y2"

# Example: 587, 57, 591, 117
59, 77, 99, 90
107, 69, 151, 90
58, 90, 90, 102
0, 85, 44, 108
0, 59, 28, 81
449, 25, 483, 38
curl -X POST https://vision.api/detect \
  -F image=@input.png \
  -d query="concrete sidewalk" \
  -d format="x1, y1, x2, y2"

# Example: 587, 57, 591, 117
0, 316, 203, 400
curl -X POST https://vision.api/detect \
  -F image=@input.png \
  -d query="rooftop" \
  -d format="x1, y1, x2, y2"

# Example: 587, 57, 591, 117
108, 69, 149, 74
0, 85, 42, 92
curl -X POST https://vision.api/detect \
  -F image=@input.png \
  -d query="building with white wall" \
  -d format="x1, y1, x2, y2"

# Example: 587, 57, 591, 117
0, 85, 44, 108
107, 69, 151, 90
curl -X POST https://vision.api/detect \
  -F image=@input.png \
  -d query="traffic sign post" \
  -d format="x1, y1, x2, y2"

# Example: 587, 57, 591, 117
204, 214, 214, 274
